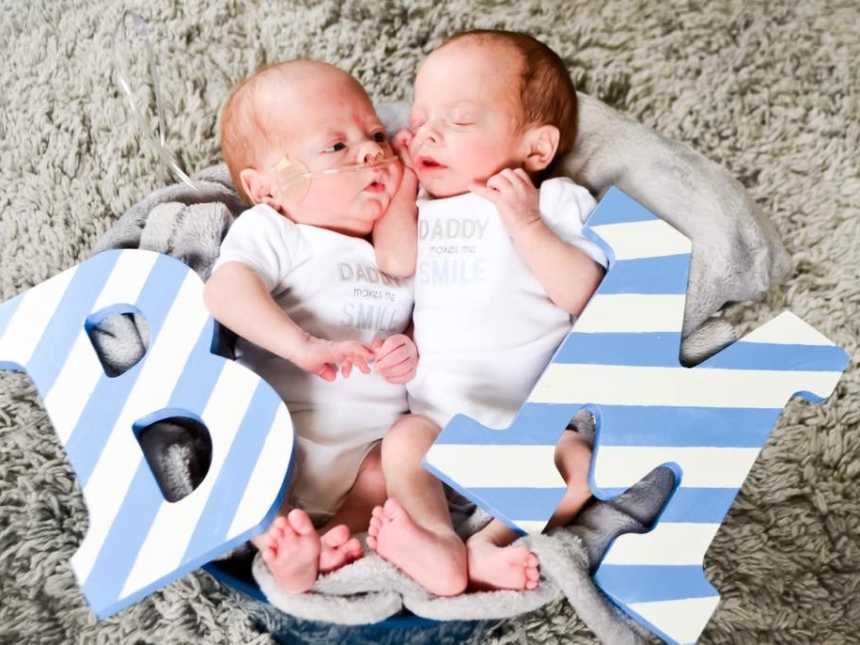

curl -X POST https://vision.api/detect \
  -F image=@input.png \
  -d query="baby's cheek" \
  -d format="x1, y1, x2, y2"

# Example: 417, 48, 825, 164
463, 142, 514, 181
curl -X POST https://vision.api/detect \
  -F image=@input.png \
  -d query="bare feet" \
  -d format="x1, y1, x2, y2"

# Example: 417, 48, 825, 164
367, 498, 467, 596
318, 523, 363, 573
258, 510, 363, 593
466, 536, 540, 591
258, 509, 321, 593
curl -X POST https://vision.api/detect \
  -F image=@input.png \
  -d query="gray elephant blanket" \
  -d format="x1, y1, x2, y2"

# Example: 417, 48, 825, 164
88, 96, 789, 643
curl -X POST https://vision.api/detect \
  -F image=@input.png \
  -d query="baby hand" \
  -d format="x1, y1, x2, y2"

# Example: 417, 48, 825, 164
371, 334, 418, 384
469, 168, 541, 238
295, 337, 374, 382
392, 128, 415, 170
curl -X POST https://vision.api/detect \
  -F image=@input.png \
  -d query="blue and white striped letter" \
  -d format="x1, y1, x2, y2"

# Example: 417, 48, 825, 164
424, 188, 848, 644
0, 250, 294, 618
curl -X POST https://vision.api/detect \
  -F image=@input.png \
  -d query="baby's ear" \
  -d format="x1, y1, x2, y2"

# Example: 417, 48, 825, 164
523, 124, 560, 173
240, 168, 277, 208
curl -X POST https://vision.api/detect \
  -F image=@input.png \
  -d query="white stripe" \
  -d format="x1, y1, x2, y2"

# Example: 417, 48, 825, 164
90, 252, 161, 312
627, 596, 720, 644
120, 361, 261, 597
593, 446, 759, 488
46, 252, 159, 443
425, 445, 565, 488
0, 265, 77, 368
530, 363, 844, 409
575, 294, 686, 333
513, 520, 548, 535
741, 311, 837, 346
591, 221, 691, 260
70, 272, 208, 584
228, 404, 295, 538
601, 522, 721, 565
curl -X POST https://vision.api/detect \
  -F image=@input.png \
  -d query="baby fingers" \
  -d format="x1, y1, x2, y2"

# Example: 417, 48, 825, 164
377, 344, 415, 370
380, 359, 417, 383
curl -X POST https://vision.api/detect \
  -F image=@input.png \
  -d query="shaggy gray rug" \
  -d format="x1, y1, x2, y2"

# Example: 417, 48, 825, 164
1, 0, 857, 643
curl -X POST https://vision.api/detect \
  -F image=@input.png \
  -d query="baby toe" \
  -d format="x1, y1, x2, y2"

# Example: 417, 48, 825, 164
287, 508, 315, 536
321, 524, 350, 547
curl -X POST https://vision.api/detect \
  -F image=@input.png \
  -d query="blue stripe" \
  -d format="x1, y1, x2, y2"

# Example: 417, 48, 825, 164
557, 333, 847, 373
556, 332, 683, 366
181, 381, 285, 565
82, 319, 224, 613
592, 405, 782, 447
465, 487, 568, 522
28, 252, 119, 396
594, 564, 716, 604
593, 487, 739, 523
65, 254, 187, 485
596, 255, 690, 295
587, 187, 656, 226
701, 341, 849, 372
159, 320, 222, 415
0, 294, 24, 371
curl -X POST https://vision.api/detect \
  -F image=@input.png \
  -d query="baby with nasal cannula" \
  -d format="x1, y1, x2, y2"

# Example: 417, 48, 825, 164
366, 30, 607, 595
206, 60, 419, 594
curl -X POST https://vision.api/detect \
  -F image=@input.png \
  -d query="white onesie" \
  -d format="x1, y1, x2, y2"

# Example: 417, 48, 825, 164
213, 204, 414, 517
407, 177, 607, 430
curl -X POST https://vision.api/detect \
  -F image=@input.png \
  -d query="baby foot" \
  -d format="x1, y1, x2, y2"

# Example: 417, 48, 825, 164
367, 498, 467, 596
259, 509, 321, 593
466, 537, 540, 591
318, 523, 363, 574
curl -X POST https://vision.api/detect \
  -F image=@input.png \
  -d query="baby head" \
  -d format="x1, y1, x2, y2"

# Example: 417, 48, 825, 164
407, 30, 577, 198
220, 60, 400, 235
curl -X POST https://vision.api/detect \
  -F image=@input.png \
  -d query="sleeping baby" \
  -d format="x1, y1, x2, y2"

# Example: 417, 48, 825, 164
205, 60, 418, 593
367, 30, 608, 595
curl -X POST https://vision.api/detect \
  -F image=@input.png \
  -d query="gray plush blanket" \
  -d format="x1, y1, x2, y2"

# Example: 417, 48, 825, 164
87, 95, 788, 642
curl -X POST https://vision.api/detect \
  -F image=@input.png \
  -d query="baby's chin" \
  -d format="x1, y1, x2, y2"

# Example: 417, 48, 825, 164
358, 191, 391, 218
416, 173, 472, 199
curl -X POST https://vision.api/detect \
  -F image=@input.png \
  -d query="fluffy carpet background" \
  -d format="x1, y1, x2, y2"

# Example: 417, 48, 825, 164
1, 0, 857, 642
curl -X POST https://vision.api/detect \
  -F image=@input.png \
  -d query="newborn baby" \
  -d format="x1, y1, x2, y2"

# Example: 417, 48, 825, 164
206, 60, 418, 594
367, 30, 607, 595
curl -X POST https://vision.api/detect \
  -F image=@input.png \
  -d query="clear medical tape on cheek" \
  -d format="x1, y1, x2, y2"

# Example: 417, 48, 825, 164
114, 11, 201, 193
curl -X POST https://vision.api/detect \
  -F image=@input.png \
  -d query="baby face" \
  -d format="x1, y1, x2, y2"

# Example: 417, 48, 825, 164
253, 68, 400, 235
407, 41, 527, 198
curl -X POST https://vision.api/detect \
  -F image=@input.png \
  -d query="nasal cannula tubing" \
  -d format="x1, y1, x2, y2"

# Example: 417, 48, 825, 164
114, 12, 201, 193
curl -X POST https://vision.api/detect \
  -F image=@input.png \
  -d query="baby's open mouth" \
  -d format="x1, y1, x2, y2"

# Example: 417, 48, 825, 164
364, 178, 386, 193
417, 156, 446, 171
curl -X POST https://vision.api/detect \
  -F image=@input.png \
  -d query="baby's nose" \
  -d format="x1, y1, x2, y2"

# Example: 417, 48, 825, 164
359, 141, 385, 164
414, 122, 439, 146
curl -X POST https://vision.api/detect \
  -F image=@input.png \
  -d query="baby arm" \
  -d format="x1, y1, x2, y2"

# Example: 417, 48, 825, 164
204, 262, 372, 381
470, 169, 604, 316
372, 134, 419, 278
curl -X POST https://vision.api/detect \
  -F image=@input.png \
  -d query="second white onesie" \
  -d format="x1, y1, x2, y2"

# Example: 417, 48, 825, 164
407, 177, 607, 430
